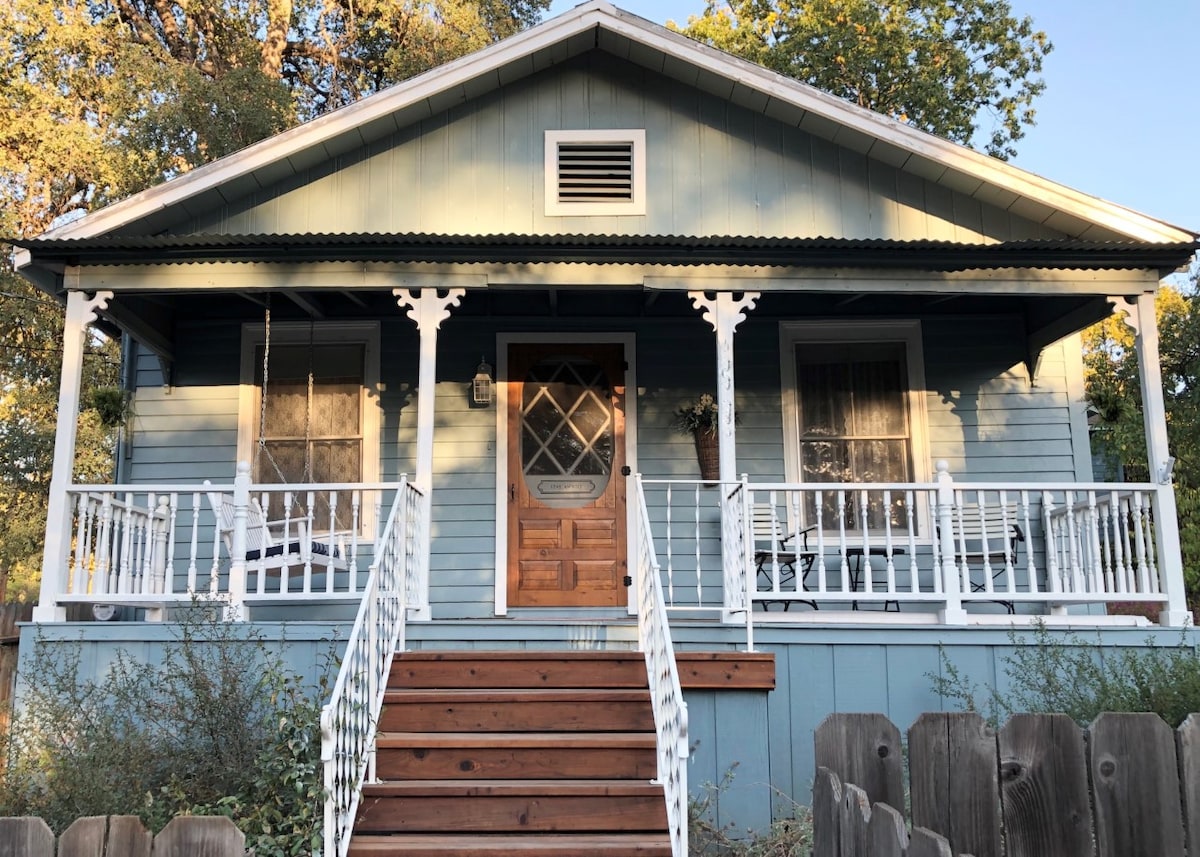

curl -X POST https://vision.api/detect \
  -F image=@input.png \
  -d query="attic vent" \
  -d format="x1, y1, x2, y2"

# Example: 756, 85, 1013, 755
545, 129, 646, 216
558, 143, 634, 202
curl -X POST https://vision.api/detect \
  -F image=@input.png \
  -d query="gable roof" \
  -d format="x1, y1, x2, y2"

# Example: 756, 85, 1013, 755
27, 0, 1198, 246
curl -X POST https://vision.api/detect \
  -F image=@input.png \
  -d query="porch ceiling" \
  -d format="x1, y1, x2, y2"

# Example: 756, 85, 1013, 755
87, 285, 1115, 382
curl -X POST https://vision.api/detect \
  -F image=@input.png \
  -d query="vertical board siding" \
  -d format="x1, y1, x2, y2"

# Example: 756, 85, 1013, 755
180, 53, 1065, 242
26, 622, 1200, 841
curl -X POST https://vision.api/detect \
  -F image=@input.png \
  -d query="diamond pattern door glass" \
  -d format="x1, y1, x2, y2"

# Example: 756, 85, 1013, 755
521, 356, 613, 506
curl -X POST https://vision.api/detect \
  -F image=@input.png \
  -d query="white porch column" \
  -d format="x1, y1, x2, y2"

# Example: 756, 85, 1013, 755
688, 291, 760, 484
689, 291, 759, 622
394, 288, 465, 621
1125, 292, 1190, 626
34, 289, 114, 622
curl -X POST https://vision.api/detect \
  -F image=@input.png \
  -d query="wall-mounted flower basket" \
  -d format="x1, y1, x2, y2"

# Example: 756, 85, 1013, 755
693, 430, 720, 483
673, 394, 723, 485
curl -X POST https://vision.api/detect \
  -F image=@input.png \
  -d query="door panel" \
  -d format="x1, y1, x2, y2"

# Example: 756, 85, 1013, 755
507, 343, 627, 608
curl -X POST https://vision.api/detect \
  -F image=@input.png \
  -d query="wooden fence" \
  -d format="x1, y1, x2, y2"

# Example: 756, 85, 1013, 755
0, 604, 32, 734
813, 711, 1200, 857
0, 816, 247, 856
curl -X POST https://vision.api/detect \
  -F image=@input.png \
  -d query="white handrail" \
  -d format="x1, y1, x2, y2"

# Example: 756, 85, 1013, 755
632, 474, 689, 857
320, 477, 424, 857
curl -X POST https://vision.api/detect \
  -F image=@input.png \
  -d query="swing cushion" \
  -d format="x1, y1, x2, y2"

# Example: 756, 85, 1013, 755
247, 541, 340, 561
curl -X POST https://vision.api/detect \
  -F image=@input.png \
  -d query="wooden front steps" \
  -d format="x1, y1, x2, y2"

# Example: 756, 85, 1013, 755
349, 651, 672, 857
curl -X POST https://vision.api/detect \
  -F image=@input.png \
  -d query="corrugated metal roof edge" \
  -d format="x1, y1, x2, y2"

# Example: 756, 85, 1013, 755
11, 233, 1197, 272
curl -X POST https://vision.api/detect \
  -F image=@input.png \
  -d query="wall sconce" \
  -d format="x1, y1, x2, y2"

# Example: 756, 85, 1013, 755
472, 358, 494, 407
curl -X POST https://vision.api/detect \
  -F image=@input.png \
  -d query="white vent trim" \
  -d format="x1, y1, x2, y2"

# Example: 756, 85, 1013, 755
545, 129, 646, 216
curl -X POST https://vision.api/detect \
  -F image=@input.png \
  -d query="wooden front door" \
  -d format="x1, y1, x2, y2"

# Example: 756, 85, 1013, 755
507, 343, 627, 607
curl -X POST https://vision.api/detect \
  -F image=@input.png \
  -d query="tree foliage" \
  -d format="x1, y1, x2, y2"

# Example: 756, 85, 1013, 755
1084, 269, 1200, 601
672, 0, 1052, 158
0, 0, 548, 600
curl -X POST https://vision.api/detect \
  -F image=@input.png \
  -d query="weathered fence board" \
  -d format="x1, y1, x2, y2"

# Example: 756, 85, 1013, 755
152, 817, 245, 856
907, 827, 955, 857
1179, 714, 1200, 857
840, 782, 872, 857
815, 711, 1200, 857
107, 815, 153, 857
909, 712, 1001, 857
0, 818, 54, 857
58, 816, 107, 857
997, 713, 1091, 857
813, 767, 843, 857
1090, 712, 1185, 857
815, 713, 905, 811
867, 803, 908, 855
0, 816, 242, 856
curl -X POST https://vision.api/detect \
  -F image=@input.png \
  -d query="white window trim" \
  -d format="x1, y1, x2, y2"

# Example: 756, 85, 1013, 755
544, 129, 647, 217
237, 321, 382, 528
779, 320, 932, 539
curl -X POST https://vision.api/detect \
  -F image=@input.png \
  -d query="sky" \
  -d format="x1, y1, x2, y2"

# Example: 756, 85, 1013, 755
545, 0, 1200, 236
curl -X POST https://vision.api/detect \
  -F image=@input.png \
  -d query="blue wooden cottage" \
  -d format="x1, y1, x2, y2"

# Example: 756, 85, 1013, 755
12, 2, 1199, 853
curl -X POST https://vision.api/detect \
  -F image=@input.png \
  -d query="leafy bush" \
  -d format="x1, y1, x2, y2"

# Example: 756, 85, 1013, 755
0, 605, 328, 855
930, 621, 1200, 728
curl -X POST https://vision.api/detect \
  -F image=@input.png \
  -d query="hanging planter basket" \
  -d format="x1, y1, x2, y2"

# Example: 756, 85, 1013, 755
693, 430, 720, 483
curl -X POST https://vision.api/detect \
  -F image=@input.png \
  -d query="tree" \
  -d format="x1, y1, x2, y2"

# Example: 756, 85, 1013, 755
0, 0, 548, 600
1083, 269, 1200, 604
672, 0, 1052, 159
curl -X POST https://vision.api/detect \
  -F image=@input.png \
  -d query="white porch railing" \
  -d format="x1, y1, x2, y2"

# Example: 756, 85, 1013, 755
632, 475, 689, 857
320, 477, 424, 857
50, 470, 410, 618
1044, 486, 1162, 600
638, 463, 1186, 627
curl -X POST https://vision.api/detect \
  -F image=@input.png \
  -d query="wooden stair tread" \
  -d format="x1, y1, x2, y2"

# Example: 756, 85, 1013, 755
362, 778, 662, 796
394, 651, 644, 661
392, 650, 774, 690
377, 731, 655, 747
385, 688, 651, 702
347, 832, 672, 855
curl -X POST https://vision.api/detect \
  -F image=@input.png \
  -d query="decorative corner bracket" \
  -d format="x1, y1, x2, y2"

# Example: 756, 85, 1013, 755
1107, 294, 1141, 334
67, 290, 114, 330
394, 288, 466, 332
687, 291, 760, 336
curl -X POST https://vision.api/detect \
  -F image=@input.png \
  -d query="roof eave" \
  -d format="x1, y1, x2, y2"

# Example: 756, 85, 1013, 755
15, 235, 1198, 275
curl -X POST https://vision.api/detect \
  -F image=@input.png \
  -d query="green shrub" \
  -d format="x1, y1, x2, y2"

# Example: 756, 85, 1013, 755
0, 606, 328, 855
930, 621, 1200, 728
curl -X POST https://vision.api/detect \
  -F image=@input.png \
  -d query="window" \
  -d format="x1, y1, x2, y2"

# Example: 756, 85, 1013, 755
238, 322, 380, 530
254, 342, 364, 487
544, 130, 646, 216
780, 322, 930, 532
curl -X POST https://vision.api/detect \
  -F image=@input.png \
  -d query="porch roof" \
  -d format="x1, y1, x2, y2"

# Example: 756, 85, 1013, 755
13, 233, 1198, 279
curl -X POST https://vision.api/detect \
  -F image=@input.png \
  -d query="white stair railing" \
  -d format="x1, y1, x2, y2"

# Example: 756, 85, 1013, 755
320, 477, 424, 857
631, 474, 689, 857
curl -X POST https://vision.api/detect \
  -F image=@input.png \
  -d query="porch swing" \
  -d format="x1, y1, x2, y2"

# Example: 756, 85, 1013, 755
205, 298, 347, 585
